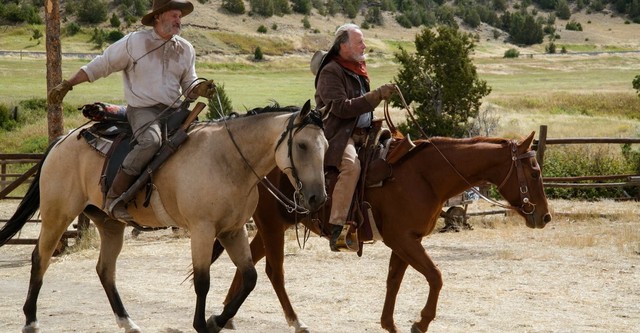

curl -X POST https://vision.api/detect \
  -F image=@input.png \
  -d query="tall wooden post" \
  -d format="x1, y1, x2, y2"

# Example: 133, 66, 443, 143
536, 125, 548, 171
45, 0, 63, 143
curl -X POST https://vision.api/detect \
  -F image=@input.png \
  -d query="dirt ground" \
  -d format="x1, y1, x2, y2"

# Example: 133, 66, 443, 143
0, 199, 638, 333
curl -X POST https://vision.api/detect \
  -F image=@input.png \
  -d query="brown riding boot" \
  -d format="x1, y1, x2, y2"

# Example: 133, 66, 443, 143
105, 169, 137, 222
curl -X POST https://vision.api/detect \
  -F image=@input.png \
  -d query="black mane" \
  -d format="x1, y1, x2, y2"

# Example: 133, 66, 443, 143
245, 102, 300, 116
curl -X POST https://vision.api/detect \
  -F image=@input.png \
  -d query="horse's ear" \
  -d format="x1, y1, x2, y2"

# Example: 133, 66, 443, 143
301, 100, 311, 117
519, 131, 536, 149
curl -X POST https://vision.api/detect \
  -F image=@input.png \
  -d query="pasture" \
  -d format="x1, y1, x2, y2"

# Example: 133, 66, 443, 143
0, 199, 638, 332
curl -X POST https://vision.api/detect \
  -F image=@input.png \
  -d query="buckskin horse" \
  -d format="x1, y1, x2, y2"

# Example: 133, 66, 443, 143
216, 132, 552, 333
0, 101, 328, 333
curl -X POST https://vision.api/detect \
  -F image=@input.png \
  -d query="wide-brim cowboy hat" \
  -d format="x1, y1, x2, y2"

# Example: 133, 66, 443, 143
141, 0, 194, 26
310, 50, 328, 76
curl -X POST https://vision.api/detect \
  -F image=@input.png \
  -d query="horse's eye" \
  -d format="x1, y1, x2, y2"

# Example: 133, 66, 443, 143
298, 143, 307, 150
531, 171, 540, 179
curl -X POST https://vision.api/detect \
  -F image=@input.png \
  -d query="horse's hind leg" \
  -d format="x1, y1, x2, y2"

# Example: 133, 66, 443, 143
87, 206, 141, 333
22, 214, 77, 332
207, 227, 257, 332
387, 239, 443, 333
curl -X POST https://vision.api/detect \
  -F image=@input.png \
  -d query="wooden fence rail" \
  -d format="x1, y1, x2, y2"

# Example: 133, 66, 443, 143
534, 125, 640, 198
1, 153, 88, 250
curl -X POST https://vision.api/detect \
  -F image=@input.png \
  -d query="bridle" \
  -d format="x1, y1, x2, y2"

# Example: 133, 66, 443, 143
494, 141, 538, 215
222, 109, 324, 215
430, 139, 538, 216
262, 109, 324, 214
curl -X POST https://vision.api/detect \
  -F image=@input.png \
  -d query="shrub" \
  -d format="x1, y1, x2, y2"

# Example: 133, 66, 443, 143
2, 3, 42, 24
291, 0, 311, 14
633, 75, 640, 97
206, 83, 234, 120
0, 104, 18, 131
301, 16, 311, 29
546, 42, 556, 54
106, 30, 124, 43
543, 145, 637, 199
566, 20, 583, 31
110, 13, 121, 28
222, 0, 245, 14
503, 48, 520, 58
396, 14, 413, 28
77, 0, 108, 24
65, 22, 81, 36
257, 25, 268, 33
254, 46, 263, 61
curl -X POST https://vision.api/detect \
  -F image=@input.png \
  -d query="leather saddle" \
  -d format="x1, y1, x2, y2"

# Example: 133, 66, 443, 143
76, 102, 190, 205
326, 119, 418, 254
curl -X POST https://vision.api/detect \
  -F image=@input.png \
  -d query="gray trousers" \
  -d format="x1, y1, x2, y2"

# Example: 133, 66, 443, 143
121, 104, 171, 176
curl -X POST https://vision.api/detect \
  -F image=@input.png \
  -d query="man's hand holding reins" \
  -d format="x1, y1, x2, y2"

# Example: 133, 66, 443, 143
364, 83, 397, 107
189, 79, 216, 99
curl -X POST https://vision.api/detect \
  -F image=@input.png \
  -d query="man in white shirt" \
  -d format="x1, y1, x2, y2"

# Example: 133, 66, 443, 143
48, 0, 214, 222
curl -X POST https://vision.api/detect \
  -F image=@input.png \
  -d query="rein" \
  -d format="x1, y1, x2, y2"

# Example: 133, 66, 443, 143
384, 87, 538, 216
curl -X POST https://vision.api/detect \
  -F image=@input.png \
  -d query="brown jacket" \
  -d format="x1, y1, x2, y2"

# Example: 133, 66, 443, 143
314, 59, 376, 168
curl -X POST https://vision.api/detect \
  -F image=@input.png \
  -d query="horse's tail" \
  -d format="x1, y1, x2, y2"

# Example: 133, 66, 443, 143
0, 138, 60, 247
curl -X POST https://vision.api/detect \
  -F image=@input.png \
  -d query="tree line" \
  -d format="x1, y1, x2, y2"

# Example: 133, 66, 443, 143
1, 0, 639, 47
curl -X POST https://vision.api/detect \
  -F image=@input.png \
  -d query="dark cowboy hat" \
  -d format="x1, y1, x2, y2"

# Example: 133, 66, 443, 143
141, 0, 194, 26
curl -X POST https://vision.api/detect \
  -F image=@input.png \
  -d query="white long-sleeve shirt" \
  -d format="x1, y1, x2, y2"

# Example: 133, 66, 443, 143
81, 29, 198, 108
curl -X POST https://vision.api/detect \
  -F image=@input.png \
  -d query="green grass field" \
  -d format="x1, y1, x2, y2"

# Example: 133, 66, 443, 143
1, 52, 639, 153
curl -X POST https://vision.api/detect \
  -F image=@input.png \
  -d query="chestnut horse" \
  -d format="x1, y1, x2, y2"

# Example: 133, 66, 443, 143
0, 101, 328, 333
217, 132, 552, 333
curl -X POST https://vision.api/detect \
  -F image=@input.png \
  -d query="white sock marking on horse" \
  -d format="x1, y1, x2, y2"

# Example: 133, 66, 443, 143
116, 316, 142, 333
21, 321, 40, 333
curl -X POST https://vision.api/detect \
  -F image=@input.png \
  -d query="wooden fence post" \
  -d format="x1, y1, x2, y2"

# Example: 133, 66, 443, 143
45, 0, 64, 142
536, 125, 547, 171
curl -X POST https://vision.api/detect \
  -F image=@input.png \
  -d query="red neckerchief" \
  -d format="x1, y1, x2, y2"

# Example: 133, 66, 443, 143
334, 56, 369, 82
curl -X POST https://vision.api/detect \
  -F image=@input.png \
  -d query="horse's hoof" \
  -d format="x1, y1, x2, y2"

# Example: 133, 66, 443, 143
224, 317, 236, 329
411, 323, 425, 333
22, 322, 40, 333
206, 316, 222, 333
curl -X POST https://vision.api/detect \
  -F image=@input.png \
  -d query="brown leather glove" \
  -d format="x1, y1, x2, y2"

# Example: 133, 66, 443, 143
189, 80, 216, 99
48, 80, 73, 104
378, 83, 397, 100
364, 84, 397, 107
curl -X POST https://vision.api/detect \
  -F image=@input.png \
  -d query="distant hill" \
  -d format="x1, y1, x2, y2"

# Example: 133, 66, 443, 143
0, 0, 638, 59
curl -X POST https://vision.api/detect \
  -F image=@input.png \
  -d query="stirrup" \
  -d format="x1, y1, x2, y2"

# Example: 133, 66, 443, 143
107, 197, 134, 222
334, 222, 359, 252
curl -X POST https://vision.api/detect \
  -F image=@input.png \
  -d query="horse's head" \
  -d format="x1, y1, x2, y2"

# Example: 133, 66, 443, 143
495, 132, 552, 228
274, 100, 328, 212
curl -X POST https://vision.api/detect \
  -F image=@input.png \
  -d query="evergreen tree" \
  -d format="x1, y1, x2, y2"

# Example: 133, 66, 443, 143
206, 84, 234, 120
393, 26, 491, 138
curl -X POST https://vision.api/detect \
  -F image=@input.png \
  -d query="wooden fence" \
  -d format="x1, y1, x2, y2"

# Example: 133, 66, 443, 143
0, 153, 89, 249
534, 125, 640, 199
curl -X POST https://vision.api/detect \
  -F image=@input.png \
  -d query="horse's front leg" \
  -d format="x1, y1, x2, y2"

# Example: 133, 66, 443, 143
190, 231, 217, 333
91, 213, 141, 333
386, 238, 443, 333
208, 227, 257, 330
380, 251, 409, 333
221, 229, 267, 330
